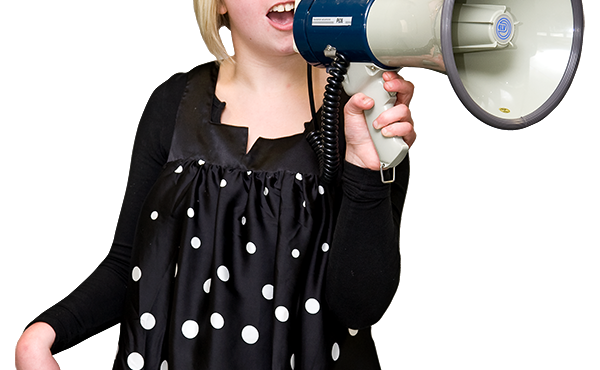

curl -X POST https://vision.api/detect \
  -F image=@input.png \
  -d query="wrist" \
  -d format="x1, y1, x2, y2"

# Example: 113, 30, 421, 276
345, 150, 367, 169
18, 322, 56, 351
345, 144, 381, 170
16, 323, 57, 369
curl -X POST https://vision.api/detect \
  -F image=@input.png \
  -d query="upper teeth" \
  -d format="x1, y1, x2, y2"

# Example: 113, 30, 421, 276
269, 3, 294, 12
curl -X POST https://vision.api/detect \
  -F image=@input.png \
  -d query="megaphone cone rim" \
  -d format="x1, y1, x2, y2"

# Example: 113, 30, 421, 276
441, 0, 585, 131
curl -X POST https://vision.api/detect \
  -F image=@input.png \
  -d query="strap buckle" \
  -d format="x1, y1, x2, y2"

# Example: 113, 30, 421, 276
379, 163, 395, 184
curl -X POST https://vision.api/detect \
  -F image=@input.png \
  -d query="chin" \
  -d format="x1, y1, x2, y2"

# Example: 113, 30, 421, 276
279, 47, 302, 59
280, 35, 299, 56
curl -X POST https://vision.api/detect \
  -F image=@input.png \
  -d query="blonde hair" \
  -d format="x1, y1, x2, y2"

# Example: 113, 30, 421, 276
193, 0, 231, 62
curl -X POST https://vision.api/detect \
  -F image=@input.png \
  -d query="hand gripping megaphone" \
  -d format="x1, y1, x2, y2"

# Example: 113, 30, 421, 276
293, 0, 584, 182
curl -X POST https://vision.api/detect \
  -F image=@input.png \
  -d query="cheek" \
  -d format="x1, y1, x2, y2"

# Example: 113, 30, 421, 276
228, 9, 264, 34
227, 3, 264, 24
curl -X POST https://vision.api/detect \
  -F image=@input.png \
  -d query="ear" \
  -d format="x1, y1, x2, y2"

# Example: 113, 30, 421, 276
218, 0, 227, 15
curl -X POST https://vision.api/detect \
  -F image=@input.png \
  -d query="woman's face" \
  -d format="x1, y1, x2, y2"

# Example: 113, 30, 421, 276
220, 0, 297, 57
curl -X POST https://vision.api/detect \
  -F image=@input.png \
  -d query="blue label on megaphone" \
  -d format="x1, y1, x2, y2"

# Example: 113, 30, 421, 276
495, 16, 513, 41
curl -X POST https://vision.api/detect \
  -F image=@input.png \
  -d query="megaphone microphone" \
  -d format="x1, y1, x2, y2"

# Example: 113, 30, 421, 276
293, 0, 584, 182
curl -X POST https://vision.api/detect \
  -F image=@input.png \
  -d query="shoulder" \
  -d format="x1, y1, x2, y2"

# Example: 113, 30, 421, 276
151, 61, 219, 104
136, 61, 220, 158
141, 61, 219, 129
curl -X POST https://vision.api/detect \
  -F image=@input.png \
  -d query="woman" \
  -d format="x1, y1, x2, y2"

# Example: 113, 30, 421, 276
16, 0, 416, 368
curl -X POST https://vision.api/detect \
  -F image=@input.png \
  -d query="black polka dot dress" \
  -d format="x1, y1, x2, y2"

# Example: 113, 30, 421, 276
112, 63, 378, 370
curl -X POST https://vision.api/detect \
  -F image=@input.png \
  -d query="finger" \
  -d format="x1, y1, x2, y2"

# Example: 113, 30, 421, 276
382, 73, 414, 106
373, 104, 412, 130
381, 121, 417, 147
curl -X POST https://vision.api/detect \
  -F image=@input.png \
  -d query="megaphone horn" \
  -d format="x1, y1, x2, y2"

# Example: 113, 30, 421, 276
293, 0, 585, 177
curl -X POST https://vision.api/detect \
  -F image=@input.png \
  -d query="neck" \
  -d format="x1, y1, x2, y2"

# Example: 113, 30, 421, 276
219, 52, 309, 94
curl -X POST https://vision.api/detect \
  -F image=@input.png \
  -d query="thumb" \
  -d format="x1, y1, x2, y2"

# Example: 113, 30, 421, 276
344, 93, 374, 118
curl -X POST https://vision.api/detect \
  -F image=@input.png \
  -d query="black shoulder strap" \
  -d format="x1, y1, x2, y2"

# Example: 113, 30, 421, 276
167, 62, 219, 162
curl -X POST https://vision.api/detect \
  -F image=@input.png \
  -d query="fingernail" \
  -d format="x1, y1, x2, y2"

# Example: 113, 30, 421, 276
373, 120, 379, 129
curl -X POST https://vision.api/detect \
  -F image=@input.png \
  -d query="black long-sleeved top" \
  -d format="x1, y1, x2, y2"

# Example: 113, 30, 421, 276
30, 68, 409, 355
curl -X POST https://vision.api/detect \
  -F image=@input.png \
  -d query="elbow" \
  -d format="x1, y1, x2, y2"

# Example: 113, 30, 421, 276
325, 258, 400, 329
329, 297, 398, 330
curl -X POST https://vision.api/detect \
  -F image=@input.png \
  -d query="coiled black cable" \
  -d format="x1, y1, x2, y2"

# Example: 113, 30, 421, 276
306, 52, 350, 184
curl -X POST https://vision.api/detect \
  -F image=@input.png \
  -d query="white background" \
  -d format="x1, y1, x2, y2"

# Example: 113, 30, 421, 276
1, 0, 598, 369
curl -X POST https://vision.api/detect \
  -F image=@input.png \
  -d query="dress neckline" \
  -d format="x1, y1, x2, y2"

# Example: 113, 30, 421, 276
210, 95, 318, 156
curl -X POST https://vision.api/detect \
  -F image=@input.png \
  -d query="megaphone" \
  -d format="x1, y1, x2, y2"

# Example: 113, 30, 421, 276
293, 0, 584, 180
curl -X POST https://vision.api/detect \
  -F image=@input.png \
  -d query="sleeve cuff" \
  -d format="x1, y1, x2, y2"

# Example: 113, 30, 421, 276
342, 161, 391, 202
27, 306, 76, 354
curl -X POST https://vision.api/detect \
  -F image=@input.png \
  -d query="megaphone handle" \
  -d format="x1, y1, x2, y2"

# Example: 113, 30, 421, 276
343, 63, 409, 170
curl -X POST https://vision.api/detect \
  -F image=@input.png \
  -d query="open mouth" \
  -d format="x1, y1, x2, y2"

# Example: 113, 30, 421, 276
267, 2, 295, 26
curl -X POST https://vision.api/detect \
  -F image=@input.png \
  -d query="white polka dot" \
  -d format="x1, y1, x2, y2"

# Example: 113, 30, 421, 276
160, 360, 169, 370
275, 306, 289, 322
210, 312, 225, 329
220, 179, 227, 187
263, 187, 269, 196
262, 284, 274, 300
140, 312, 156, 330
241, 325, 259, 344
349, 328, 359, 336
318, 185, 325, 195
198, 159, 206, 165
191, 236, 201, 249
241, 216, 247, 225
150, 211, 159, 220
332, 342, 340, 361
291, 249, 300, 258
181, 320, 199, 339
203, 278, 212, 293
247, 170, 252, 175
174, 165, 183, 173
187, 207, 195, 218
132, 266, 142, 282
127, 352, 144, 370
321, 243, 330, 252
246, 242, 257, 254
217, 265, 230, 282
174, 263, 178, 278
305, 298, 320, 314
296, 173, 303, 181
302, 200, 306, 208
291, 354, 295, 369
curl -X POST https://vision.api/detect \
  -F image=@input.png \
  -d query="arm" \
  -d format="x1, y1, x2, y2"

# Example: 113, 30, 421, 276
326, 158, 409, 329
325, 72, 414, 328
16, 72, 187, 363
